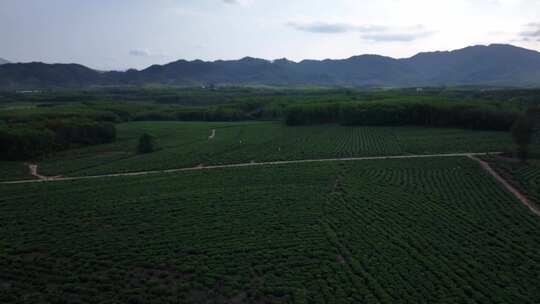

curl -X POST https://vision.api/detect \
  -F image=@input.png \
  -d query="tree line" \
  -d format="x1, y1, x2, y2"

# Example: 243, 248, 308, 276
286, 101, 519, 131
0, 119, 116, 161
132, 108, 252, 122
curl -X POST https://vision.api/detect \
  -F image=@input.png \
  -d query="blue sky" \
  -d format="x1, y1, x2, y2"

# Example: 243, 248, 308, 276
1, 0, 539, 70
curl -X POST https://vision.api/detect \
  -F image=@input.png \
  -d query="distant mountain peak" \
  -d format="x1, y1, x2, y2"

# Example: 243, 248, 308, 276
238, 56, 269, 63
410, 43, 539, 58
0, 58, 10, 65
273, 58, 295, 64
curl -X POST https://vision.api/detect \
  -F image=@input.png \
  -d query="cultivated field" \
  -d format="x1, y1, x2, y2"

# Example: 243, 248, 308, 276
0, 162, 32, 181
486, 158, 540, 207
28, 121, 512, 178
1, 157, 539, 303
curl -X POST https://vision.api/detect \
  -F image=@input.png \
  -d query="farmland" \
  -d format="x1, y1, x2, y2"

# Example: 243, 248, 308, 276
30, 121, 512, 178
0, 162, 34, 181
1, 87, 539, 303
1, 157, 539, 303
0, 87, 531, 180
486, 158, 540, 210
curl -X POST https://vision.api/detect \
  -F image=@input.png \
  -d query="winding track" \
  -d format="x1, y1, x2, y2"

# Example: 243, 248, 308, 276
5, 151, 539, 217
208, 129, 216, 140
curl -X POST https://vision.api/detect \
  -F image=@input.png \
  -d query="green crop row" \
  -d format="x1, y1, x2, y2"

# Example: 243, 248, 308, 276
1, 157, 539, 303
30, 121, 513, 178
486, 158, 540, 209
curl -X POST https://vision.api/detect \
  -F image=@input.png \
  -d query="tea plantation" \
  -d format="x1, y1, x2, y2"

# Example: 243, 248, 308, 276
487, 158, 540, 208
33, 121, 512, 178
0, 162, 34, 182
1, 157, 539, 303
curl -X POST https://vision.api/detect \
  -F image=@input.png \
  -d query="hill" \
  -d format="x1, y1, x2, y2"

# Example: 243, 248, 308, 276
1, 44, 540, 88
0, 58, 10, 65
402, 44, 540, 86
0, 62, 108, 88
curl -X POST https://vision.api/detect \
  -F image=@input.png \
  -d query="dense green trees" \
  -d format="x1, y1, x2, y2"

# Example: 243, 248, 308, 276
0, 126, 55, 160
0, 120, 116, 161
133, 108, 249, 122
45, 119, 116, 146
511, 115, 533, 161
286, 101, 518, 131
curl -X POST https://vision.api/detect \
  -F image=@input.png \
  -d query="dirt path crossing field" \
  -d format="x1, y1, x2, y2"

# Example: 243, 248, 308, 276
4, 152, 501, 185
26, 163, 63, 181
11, 152, 540, 217
27, 163, 50, 180
468, 156, 540, 217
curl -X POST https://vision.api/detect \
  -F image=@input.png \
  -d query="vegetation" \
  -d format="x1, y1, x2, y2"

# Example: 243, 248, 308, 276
0, 87, 530, 125
486, 157, 540, 209
286, 101, 518, 131
0, 87, 534, 178
0, 161, 34, 181
0, 120, 116, 161
137, 133, 158, 154
511, 115, 533, 161
1, 158, 539, 303
1, 88, 540, 303
26, 121, 513, 178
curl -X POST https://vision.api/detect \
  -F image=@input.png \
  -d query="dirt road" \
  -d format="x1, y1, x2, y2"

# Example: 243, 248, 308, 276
27, 163, 51, 180
6, 152, 538, 218
4, 152, 499, 185
468, 156, 540, 217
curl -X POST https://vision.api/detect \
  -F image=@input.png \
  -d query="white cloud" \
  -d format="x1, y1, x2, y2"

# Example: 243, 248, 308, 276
129, 49, 168, 59
286, 22, 386, 34
129, 49, 151, 57
286, 21, 434, 42
519, 23, 540, 40
222, 0, 252, 5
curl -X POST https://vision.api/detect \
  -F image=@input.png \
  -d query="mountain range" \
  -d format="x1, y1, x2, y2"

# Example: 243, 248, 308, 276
0, 58, 10, 65
1, 44, 540, 89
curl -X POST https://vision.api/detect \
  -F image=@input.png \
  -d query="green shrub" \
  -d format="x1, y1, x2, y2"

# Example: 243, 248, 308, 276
137, 133, 158, 154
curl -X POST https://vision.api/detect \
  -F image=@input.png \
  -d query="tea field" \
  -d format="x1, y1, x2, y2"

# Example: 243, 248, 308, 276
31, 121, 513, 178
0, 162, 35, 182
1, 157, 539, 303
486, 158, 540, 209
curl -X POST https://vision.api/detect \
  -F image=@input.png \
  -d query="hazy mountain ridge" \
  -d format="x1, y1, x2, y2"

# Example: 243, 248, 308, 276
0, 58, 10, 65
1, 44, 540, 88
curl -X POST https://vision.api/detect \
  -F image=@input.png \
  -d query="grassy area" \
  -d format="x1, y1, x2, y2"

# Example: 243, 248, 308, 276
32, 121, 512, 177
1, 157, 539, 303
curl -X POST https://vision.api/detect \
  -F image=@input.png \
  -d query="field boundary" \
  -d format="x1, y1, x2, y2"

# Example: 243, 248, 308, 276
468, 156, 540, 217
2, 152, 501, 185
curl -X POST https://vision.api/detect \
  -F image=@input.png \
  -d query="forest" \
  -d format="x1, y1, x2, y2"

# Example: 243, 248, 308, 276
0, 120, 116, 160
285, 101, 519, 130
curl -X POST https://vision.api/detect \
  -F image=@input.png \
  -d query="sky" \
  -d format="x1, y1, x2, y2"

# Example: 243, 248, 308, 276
1, 0, 540, 70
